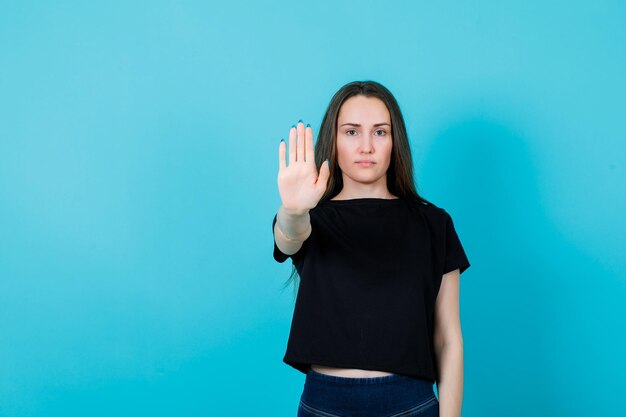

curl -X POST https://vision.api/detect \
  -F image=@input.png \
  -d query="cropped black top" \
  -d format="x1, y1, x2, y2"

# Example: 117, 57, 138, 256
271, 197, 470, 383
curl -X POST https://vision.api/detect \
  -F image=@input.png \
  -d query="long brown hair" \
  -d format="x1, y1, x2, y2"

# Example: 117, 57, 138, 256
280, 80, 433, 297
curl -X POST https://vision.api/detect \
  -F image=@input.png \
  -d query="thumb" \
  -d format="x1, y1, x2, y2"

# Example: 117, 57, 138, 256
316, 159, 331, 191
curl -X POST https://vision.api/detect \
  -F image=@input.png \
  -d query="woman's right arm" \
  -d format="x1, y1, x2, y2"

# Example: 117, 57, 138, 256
274, 120, 329, 255
274, 205, 311, 256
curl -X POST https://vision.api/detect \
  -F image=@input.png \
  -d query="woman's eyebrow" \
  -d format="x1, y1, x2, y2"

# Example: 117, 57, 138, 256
339, 122, 391, 127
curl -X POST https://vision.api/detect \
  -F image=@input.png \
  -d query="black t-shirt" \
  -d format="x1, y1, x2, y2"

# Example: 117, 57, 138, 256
271, 197, 470, 383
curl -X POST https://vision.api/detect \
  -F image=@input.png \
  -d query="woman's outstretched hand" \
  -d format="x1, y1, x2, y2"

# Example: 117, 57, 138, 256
278, 121, 330, 215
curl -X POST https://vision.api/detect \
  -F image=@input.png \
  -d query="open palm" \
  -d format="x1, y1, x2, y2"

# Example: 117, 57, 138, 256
277, 121, 330, 213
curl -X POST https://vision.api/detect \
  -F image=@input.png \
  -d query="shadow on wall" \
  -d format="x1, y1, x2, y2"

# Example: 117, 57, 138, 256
424, 118, 624, 417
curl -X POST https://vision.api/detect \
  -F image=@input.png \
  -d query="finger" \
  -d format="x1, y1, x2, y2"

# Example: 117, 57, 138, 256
278, 139, 286, 171
288, 124, 296, 166
305, 124, 314, 163
296, 120, 304, 163
316, 159, 331, 192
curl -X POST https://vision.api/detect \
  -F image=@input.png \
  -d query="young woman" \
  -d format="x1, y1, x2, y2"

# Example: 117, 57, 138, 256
272, 81, 470, 417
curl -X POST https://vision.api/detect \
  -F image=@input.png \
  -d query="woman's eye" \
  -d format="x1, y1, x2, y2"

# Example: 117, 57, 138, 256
345, 129, 386, 136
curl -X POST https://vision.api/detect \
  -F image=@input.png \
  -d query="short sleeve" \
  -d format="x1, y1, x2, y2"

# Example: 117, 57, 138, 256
443, 211, 471, 275
272, 213, 307, 264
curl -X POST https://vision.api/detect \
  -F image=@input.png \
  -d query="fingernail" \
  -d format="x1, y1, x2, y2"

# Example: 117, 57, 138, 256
291, 124, 296, 129
298, 119, 303, 124
281, 138, 285, 143
306, 123, 310, 128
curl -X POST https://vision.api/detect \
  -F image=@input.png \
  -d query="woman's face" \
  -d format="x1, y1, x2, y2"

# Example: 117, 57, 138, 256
335, 95, 393, 190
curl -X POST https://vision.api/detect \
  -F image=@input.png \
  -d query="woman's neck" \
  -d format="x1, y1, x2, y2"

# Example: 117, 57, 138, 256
331, 190, 398, 200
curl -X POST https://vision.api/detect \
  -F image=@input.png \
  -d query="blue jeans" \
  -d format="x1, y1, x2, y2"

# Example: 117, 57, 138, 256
298, 369, 439, 417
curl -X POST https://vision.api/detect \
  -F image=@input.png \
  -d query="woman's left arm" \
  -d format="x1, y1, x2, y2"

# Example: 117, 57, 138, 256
433, 268, 464, 417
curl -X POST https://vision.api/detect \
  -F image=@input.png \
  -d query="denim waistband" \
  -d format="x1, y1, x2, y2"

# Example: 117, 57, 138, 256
301, 369, 437, 416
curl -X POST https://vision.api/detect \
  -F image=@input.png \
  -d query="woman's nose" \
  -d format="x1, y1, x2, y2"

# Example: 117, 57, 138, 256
359, 137, 374, 152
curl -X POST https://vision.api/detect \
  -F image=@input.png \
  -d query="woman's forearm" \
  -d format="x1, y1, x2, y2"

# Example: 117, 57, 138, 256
436, 340, 464, 417
275, 204, 311, 242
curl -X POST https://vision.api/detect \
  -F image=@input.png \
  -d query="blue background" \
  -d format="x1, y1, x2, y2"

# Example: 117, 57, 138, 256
1, 1, 625, 416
